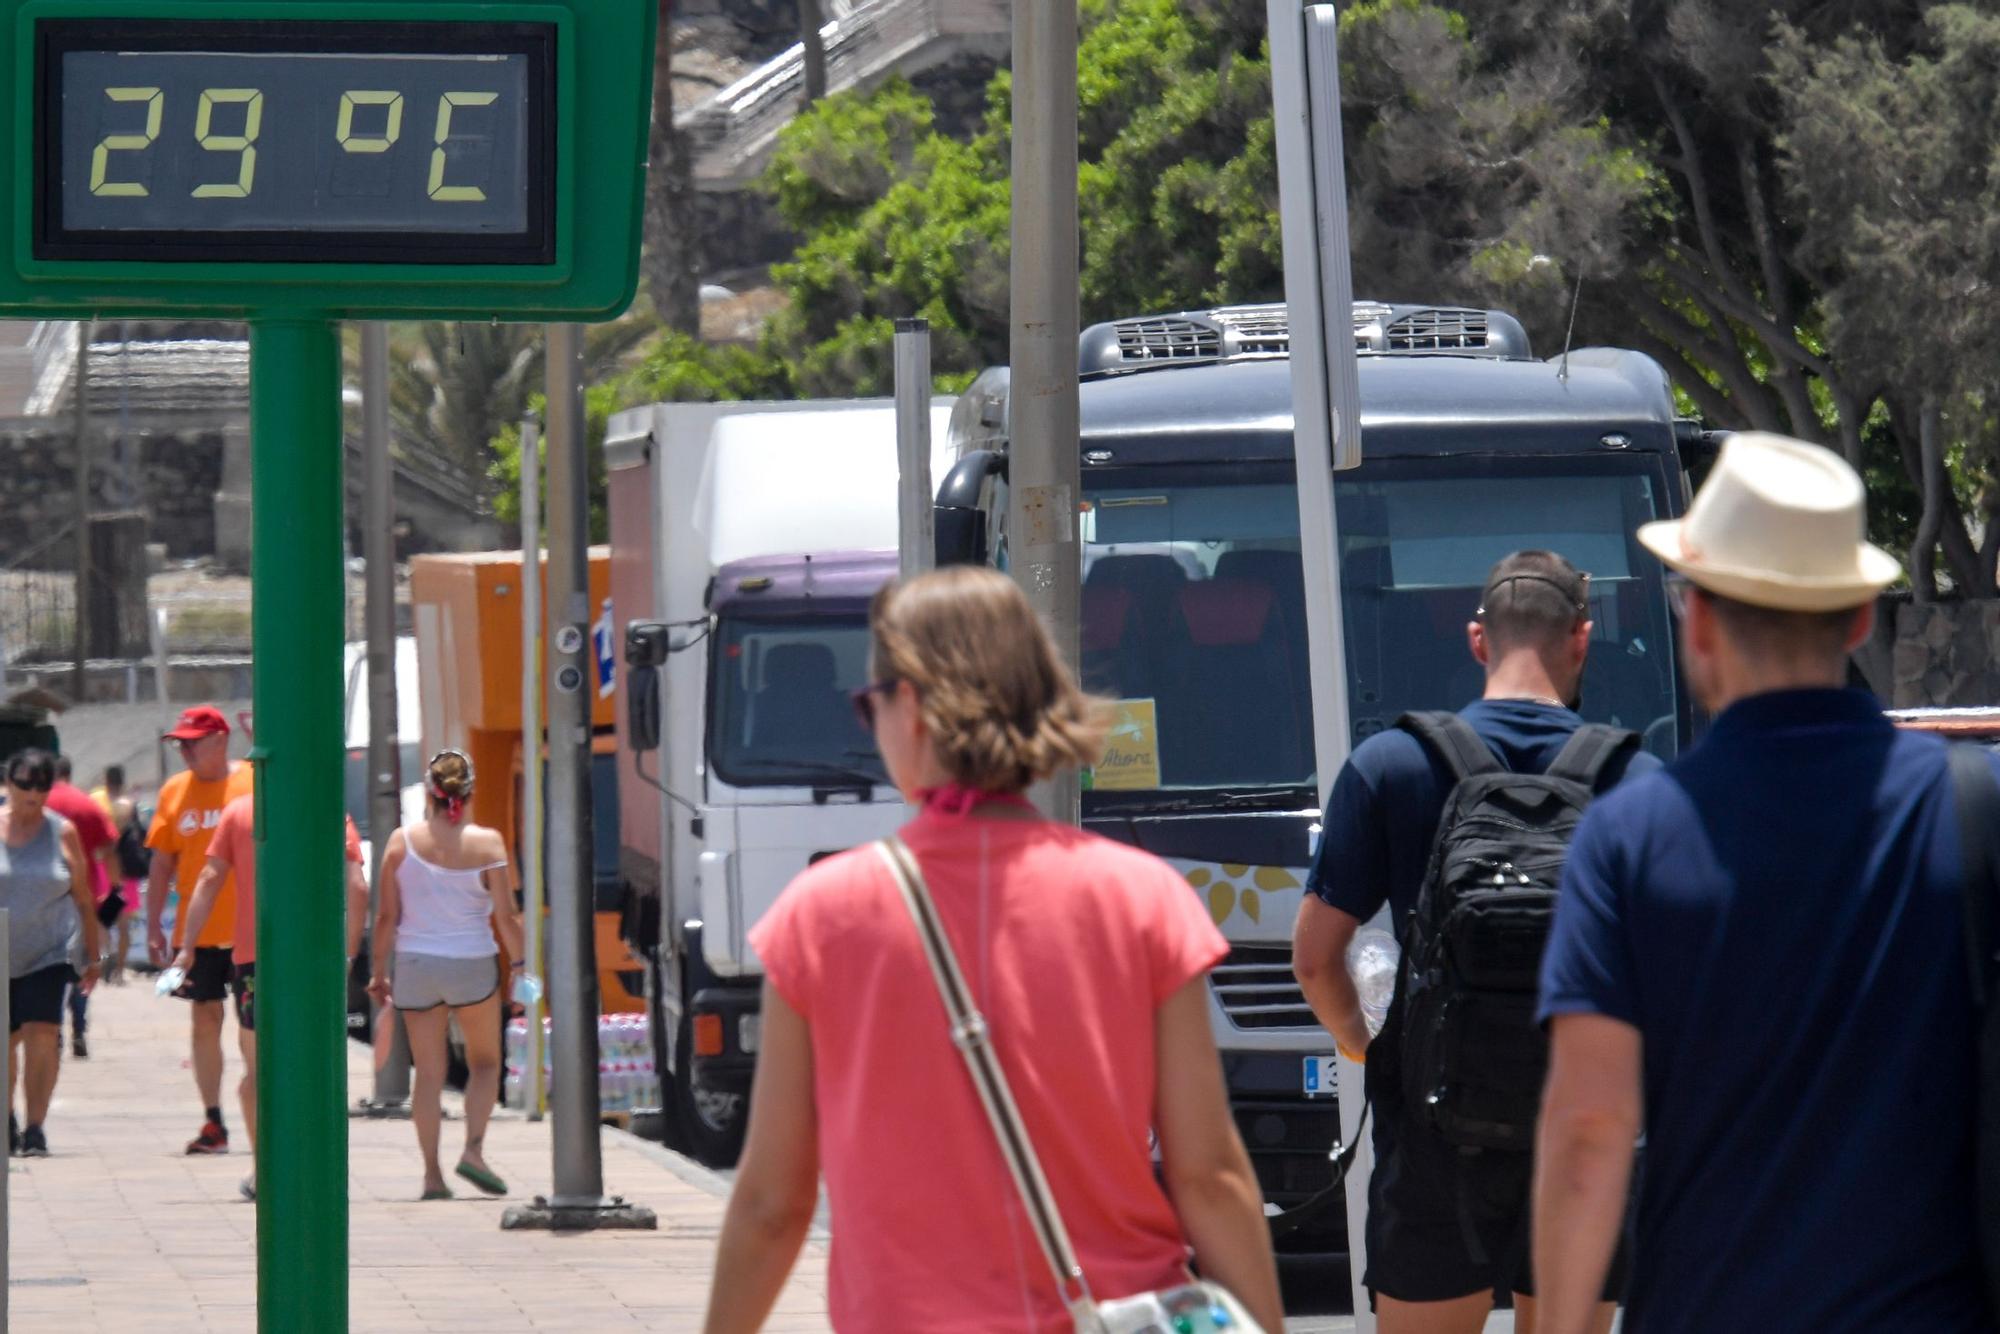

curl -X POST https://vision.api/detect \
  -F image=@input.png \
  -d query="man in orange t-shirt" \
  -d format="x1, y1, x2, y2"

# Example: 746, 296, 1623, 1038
176, 793, 364, 1200
145, 706, 254, 1156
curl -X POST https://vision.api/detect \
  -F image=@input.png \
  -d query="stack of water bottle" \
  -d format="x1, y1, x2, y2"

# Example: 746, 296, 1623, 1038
504, 1012, 659, 1114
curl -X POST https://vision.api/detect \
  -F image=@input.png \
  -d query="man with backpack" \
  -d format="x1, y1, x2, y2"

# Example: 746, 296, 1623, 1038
1532, 434, 1994, 1334
1293, 548, 1657, 1333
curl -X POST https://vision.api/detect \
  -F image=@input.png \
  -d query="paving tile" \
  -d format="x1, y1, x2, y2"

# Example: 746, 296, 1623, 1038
6, 981, 830, 1330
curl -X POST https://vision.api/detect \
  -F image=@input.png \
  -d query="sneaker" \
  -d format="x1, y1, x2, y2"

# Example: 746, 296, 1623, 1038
19, 1125, 47, 1157
70, 1033, 87, 1060
185, 1121, 229, 1155
8, 1113, 17, 1156
239, 1176, 256, 1202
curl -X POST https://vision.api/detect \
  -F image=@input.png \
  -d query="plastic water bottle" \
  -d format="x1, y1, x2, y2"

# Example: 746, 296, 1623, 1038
154, 965, 186, 997
511, 970, 543, 1007
1346, 927, 1400, 1037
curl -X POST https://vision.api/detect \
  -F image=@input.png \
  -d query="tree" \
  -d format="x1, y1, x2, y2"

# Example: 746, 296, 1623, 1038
1770, 6, 2000, 598
644, 0, 703, 335
751, 0, 1998, 590
801, 0, 828, 106
487, 331, 789, 538
393, 318, 654, 506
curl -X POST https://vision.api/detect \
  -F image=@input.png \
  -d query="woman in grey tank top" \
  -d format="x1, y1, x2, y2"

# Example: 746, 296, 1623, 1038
0, 750, 99, 1157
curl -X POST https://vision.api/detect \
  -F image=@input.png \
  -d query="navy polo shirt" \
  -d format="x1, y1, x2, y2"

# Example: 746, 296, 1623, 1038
1541, 689, 1992, 1333
1308, 699, 1658, 936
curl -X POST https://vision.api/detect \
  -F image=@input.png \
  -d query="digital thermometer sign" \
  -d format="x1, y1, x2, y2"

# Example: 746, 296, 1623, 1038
0, 0, 653, 320
38, 20, 553, 263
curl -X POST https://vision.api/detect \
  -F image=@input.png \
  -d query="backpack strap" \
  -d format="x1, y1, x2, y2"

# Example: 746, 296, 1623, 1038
1950, 744, 2000, 1009
1397, 711, 1503, 784
1544, 723, 1640, 790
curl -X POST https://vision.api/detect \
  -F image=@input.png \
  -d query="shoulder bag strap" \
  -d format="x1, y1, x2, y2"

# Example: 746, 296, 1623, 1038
1544, 723, 1640, 790
874, 837, 1099, 1322
1949, 744, 2000, 1007
1397, 711, 1503, 783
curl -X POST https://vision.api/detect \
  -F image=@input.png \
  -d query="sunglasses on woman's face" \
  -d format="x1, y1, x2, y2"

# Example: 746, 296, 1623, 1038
7, 776, 49, 794
849, 679, 898, 731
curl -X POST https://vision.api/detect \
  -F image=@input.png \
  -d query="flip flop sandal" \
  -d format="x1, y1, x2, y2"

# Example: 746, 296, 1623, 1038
420, 1185, 455, 1201
455, 1161, 507, 1196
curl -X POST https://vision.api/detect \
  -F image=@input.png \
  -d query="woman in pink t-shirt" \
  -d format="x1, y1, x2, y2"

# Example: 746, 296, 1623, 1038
704, 567, 1283, 1333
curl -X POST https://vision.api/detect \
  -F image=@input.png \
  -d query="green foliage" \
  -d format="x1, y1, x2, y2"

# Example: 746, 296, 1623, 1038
487, 332, 788, 538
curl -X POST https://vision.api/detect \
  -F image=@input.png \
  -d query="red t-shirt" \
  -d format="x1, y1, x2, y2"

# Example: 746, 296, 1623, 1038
206, 794, 363, 966
748, 810, 1229, 1332
45, 780, 115, 901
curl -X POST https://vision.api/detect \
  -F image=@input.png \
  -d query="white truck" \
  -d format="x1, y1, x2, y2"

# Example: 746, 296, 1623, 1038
606, 397, 953, 1163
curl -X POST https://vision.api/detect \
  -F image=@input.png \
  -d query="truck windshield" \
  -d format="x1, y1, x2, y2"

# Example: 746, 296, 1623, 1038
1080, 455, 1679, 799
708, 615, 888, 789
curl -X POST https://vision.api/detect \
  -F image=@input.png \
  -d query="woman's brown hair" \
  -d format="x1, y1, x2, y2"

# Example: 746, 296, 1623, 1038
869, 566, 1107, 793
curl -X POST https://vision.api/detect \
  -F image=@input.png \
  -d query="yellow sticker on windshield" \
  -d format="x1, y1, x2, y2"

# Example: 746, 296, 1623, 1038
1095, 699, 1162, 790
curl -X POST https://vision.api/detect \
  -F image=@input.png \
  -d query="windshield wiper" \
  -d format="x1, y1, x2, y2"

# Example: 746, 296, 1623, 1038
1090, 787, 1314, 816
728, 759, 887, 789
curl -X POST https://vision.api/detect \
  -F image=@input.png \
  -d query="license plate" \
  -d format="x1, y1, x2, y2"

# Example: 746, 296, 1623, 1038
1302, 1055, 1339, 1097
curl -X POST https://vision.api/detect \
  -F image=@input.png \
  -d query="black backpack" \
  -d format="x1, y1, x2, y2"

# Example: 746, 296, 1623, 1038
1394, 711, 1637, 1153
115, 814, 151, 880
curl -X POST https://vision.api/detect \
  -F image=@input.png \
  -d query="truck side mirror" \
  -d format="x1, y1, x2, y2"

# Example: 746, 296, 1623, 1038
628, 664, 662, 753
934, 449, 1003, 567
625, 621, 671, 669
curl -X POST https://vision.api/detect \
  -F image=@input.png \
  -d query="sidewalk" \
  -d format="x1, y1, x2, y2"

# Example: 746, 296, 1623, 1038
7, 979, 831, 1332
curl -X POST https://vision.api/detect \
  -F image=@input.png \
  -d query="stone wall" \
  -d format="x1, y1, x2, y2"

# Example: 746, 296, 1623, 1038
0, 422, 226, 566
1885, 600, 2000, 708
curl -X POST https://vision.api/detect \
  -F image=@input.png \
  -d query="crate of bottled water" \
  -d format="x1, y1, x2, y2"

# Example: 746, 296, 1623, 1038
505, 1012, 659, 1115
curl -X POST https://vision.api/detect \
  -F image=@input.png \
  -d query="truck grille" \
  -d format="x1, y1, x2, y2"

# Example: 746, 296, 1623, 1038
1212, 946, 1318, 1030
1113, 316, 1220, 364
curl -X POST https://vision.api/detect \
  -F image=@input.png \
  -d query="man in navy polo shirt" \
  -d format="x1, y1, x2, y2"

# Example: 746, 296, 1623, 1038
1533, 433, 1993, 1334
1294, 548, 1657, 1333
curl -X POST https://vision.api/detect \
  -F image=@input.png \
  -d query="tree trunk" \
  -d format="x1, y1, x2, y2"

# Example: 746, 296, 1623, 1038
644, 0, 702, 336
1911, 394, 1945, 603
800, 0, 828, 106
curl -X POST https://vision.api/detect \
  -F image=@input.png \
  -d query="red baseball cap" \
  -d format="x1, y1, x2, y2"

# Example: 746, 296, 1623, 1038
164, 705, 230, 741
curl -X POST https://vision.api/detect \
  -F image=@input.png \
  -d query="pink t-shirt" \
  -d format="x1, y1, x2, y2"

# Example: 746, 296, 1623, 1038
748, 810, 1229, 1333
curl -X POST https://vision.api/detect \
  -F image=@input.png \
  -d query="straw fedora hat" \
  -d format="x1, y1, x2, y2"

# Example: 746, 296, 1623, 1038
1637, 432, 1902, 612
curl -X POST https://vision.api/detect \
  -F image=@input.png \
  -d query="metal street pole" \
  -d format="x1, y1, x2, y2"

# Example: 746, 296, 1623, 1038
1007, 0, 1081, 825
519, 413, 548, 1121
893, 318, 935, 582
249, 319, 348, 1332
360, 321, 412, 1112
70, 321, 93, 705
503, 325, 652, 1231
1270, 3, 1368, 1324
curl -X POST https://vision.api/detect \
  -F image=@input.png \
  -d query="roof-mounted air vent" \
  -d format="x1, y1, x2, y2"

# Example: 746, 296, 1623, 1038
1079, 302, 1532, 378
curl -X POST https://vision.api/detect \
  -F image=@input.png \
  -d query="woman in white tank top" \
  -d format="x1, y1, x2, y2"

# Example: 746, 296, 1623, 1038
367, 750, 524, 1200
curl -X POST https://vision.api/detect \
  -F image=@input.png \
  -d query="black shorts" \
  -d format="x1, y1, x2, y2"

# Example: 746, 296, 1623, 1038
10, 963, 75, 1031
230, 962, 255, 1032
176, 945, 233, 1004
1362, 1062, 1632, 1303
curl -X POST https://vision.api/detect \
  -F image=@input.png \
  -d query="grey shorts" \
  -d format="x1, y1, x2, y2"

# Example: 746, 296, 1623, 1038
392, 952, 499, 1011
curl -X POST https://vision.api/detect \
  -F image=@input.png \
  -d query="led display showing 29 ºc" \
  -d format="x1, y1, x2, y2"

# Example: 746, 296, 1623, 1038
35, 19, 556, 265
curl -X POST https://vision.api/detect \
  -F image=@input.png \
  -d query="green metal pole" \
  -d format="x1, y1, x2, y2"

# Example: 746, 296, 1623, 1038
250, 318, 348, 1332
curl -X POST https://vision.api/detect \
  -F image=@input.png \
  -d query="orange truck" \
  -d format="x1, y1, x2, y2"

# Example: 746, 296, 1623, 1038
409, 548, 646, 1016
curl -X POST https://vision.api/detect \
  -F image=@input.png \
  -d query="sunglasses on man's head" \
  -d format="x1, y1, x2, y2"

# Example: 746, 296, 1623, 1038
1665, 575, 1697, 618
849, 679, 898, 731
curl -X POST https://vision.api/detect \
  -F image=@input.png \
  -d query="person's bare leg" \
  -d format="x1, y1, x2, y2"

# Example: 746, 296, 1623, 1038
404, 1007, 451, 1195
1510, 1294, 1617, 1334
453, 993, 503, 1174
9, 1029, 20, 1113
237, 1026, 257, 1150
190, 998, 226, 1114
19, 1023, 60, 1127
1377, 1293, 1495, 1334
